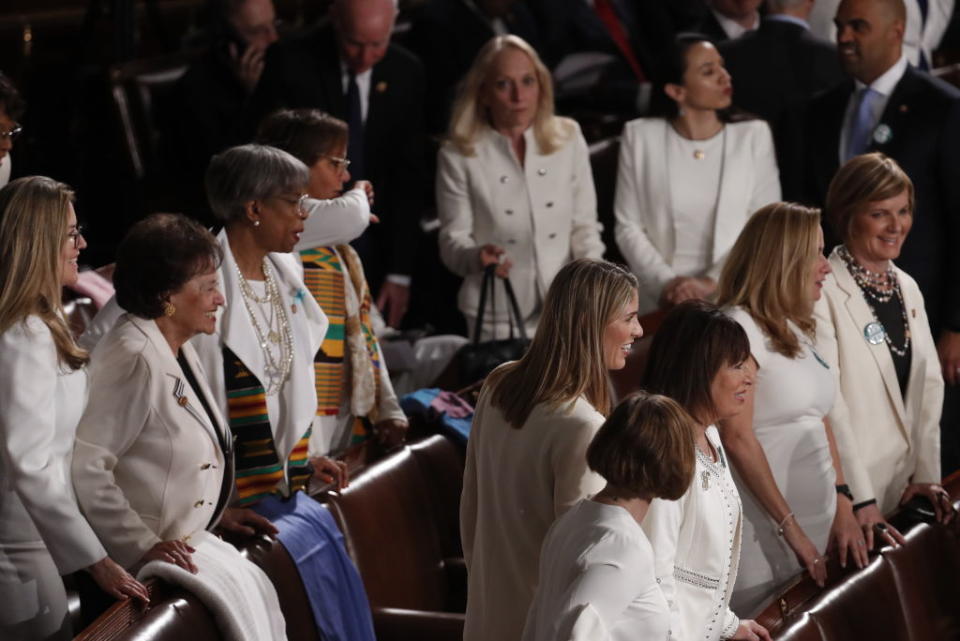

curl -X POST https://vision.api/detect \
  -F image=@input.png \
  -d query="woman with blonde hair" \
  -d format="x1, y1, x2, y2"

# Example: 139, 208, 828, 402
461, 258, 642, 641
717, 203, 864, 615
438, 34, 604, 339
815, 153, 948, 547
0, 177, 147, 640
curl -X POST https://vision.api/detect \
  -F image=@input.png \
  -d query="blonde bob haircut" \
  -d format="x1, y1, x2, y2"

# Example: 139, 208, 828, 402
717, 202, 822, 358
586, 391, 697, 501
825, 152, 914, 243
487, 258, 639, 429
446, 34, 572, 157
0, 176, 88, 370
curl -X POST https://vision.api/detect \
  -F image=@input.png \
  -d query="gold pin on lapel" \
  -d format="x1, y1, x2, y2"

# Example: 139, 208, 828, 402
912, 308, 917, 318
178, 396, 188, 407
899, 104, 909, 113
375, 81, 388, 93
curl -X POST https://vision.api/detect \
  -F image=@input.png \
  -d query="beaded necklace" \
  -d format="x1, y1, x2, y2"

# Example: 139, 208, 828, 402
236, 259, 294, 395
838, 245, 911, 357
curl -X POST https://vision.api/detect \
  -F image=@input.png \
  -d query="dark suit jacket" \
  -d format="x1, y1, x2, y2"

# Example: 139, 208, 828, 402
697, 10, 730, 43
720, 18, 843, 193
405, 0, 540, 136
800, 66, 960, 333
252, 24, 426, 286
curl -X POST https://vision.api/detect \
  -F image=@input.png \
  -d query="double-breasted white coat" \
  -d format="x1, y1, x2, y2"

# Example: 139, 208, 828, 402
437, 119, 605, 336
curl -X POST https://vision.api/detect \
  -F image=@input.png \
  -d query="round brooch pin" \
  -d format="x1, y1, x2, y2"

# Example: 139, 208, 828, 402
864, 321, 886, 345
873, 124, 892, 145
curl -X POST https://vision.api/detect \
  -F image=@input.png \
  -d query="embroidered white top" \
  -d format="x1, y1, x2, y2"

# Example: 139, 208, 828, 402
642, 426, 742, 641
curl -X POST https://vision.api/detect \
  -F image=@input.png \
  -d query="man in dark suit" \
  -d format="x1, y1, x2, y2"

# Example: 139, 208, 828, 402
254, 0, 425, 328
800, 0, 960, 474
720, 0, 843, 188
698, 0, 763, 42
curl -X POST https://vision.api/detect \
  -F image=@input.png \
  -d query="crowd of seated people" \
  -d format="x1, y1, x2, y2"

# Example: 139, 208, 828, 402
2, 0, 960, 639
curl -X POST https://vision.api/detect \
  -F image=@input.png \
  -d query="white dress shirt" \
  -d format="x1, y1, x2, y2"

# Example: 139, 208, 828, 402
712, 9, 759, 40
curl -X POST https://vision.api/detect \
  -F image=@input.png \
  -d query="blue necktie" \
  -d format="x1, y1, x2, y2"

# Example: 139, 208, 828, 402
917, 0, 930, 70
346, 74, 365, 180
846, 87, 880, 161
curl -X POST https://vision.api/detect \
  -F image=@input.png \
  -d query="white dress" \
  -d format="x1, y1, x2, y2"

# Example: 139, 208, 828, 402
642, 427, 742, 641
522, 499, 669, 641
727, 308, 836, 615
0, 317, 107, 640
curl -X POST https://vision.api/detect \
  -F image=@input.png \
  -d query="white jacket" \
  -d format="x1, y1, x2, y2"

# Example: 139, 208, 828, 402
73, 315, 233, 568
437, 119, 605, 324
813, 249, 942, 514
613, 118, 780, 312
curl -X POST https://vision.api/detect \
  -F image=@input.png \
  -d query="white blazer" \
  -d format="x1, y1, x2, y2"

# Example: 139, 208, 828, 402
437, 119, 605, 324
813, 250, 942, 515
0, 316, 106, 573
613, 118, 780, 312
73, 315, 233, 569
192, 230, 327, 482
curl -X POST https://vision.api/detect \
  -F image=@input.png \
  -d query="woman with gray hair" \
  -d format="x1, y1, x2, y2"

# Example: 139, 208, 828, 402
191, 144, 376, 641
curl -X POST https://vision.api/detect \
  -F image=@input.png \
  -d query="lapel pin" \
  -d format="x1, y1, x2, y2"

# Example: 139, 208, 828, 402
178, 396, 189, 407
864, 321, 886, 345
873, 123, 893, 145
899, 104, 909, 113
375, 81, 388, 93
911, 308, 916, 318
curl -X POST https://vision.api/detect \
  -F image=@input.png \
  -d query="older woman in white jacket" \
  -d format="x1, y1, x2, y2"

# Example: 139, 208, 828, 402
614, 34, 780, 313
814, 154, 948, 545
437, 35, 604, 340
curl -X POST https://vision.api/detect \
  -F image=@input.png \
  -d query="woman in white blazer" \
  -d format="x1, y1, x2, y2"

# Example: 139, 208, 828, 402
814, 154, 949, 544
194, 145, 376, 641
522, 392, 697, 641
461, 259, 642, 641
73, 213, 287, 641
717, 204, 864, 615
614, 34, 780, 313
0, 177, 146, 640
642, 301, 769, 641
437, 35, 605, 339
256, 109, 409, 456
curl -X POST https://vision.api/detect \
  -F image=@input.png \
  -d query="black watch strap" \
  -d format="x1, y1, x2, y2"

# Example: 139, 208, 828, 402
836, 484, 854, 502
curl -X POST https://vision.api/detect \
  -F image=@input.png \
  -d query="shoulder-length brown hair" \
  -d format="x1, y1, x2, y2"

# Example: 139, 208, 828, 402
446, 34, 572, 157
825, 152, 914, 243
643, 300, 751, 425
717, 202, 822, 358
488, 259, 638, 429
0, 176, 88, 369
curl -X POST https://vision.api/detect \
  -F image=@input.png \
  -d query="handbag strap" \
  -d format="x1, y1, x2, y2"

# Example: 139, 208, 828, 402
472, 265, 496, 345
502, 277, 528, 341
472, 264, 529, 344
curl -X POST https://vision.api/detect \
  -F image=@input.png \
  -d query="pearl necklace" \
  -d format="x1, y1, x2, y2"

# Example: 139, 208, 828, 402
236, 259, 294, 395
838, 245, 911, 358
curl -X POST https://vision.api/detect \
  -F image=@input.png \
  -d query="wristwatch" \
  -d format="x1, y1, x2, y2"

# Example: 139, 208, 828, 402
835, 484, 854, 502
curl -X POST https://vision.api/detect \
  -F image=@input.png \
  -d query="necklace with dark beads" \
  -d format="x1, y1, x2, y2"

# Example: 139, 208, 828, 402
838, 245, 911, 357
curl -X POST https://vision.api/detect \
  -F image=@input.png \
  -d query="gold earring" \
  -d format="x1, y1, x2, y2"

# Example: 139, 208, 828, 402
163, 301, 176, 317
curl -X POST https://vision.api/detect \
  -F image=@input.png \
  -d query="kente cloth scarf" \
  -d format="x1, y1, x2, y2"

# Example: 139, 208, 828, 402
223, 346, 312, 505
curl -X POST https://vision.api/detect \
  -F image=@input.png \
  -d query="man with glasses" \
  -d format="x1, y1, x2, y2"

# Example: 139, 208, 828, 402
0, 72, 25, 189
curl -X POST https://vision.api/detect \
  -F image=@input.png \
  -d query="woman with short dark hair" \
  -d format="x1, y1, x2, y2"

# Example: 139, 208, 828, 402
642, 300, 769, 641
522, 391, 696, 641
73, 213, 287, 639
815, 153, 949, 543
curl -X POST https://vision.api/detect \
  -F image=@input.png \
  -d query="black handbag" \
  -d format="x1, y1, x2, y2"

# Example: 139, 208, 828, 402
454, 264, 531, 386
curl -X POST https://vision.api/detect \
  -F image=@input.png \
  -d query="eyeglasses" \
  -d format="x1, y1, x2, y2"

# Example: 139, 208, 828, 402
67, 224, 85, 249
0, 124, 22, 141
324, 155, 351, 173
274, 193, 309, 214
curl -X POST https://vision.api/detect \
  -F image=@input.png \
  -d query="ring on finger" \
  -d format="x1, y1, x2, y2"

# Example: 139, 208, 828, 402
857, 539, 865, 546
874, 522, 888, 532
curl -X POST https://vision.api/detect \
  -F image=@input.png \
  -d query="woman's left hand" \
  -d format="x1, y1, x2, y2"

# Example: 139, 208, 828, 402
87, 557, 150, 604
900, 482, 956, 524
829, 496, 869, 569
311, 455, 349, 490
373, 418, 408, 450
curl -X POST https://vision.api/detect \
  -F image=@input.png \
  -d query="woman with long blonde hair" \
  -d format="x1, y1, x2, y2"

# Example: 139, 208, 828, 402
461, 258, 641, 641
0, 177, 147, 640
717, 203, 863, 615
438, 34, 604, 340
